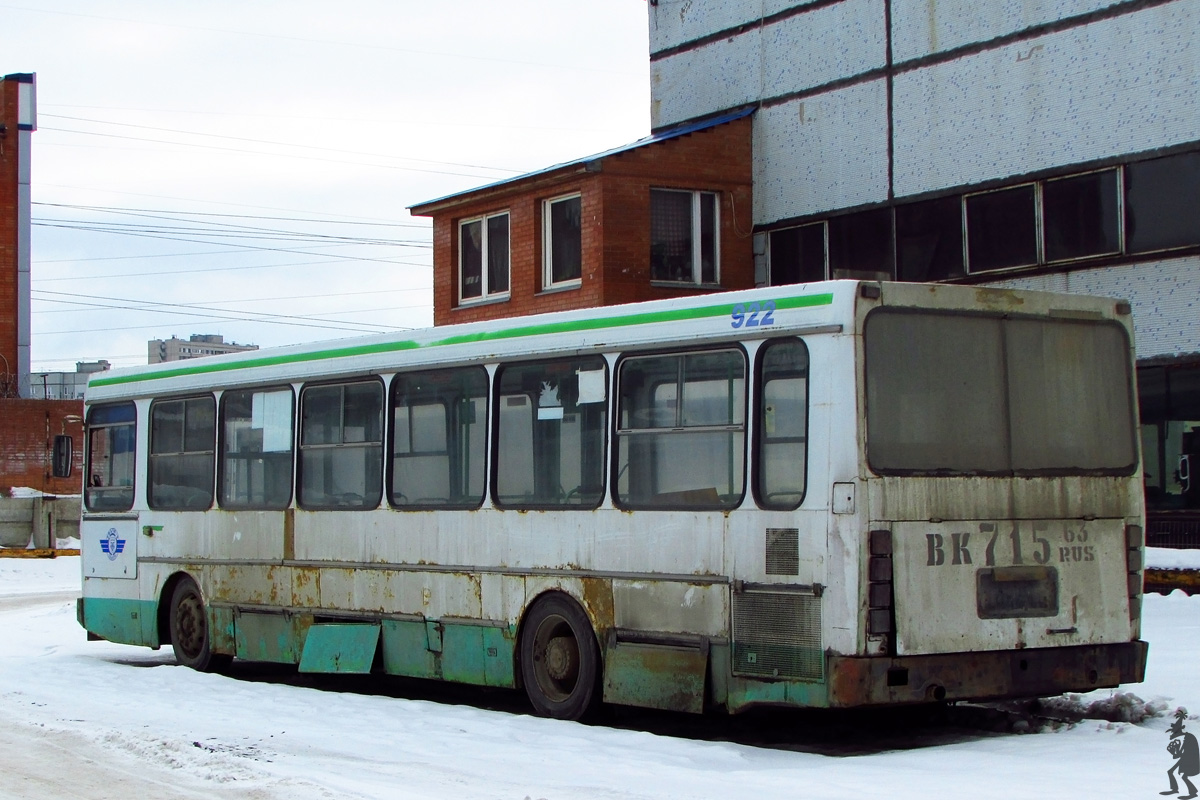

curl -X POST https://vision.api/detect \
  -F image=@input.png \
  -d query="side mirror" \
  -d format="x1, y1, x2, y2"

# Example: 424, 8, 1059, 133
52, 434, 73, 478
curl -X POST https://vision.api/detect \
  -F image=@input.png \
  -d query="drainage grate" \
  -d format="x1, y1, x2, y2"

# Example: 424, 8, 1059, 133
765, 528, 799, 576
732, 588, 823, 682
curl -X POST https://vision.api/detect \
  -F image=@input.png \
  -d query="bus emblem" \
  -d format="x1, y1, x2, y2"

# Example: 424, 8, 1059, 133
101, 528, 126, 561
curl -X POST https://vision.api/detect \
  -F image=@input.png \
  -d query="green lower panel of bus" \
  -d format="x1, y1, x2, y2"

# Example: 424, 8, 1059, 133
77, 597, 160, 648
380, 619, 515, 687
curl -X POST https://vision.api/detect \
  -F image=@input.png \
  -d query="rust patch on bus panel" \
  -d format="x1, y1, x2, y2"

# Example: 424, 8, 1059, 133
973, 288, 1026, 310
580, 576, 615, 633
283, 508, 295, 561
291, 565, 320, 608
264, 565, 282, 606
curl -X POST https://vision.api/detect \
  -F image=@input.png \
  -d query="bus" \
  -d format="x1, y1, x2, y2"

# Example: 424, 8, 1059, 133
75, 281, 1148, 720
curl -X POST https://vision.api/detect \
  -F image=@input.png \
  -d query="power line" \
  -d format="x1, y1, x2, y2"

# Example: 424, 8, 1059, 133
32, 222, 432, 265
42, 102, 634, 135
33, 286, 431, 314
32, 256, 431, 283
35, 202, 432, 230
34, 216, 429, 248
37, 183, 412, 224
32, 290, 409, 334
40, 126, 506, 179
42, 115, 523, 175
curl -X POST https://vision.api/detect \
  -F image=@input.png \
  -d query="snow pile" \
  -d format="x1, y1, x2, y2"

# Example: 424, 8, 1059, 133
1036, 692, 1169, 724
1146, 546, 1200, 570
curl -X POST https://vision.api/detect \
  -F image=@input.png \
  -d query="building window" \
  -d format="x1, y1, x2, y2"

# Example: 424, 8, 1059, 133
829, 208, 894, 280
390, 367, 488, 509
895, 196, 965, 281
1126, 152, 1200, 255
1043, 170, 1121, 263
650, 189, 719, 284
298, 380, 384, 510
1138, 364, 1200, 517
615, 348, 746, 510
149, 396, 216, 510
493, 357, 607, 508
543, 194, 582, 288
219, 387, 294, 510
459, 212, 509, 302
769, 223, 826, 285
85, 402, 136, 512
965, 184, 1039, 272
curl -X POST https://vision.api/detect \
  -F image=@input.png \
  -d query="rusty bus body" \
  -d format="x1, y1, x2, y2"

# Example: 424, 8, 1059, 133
76, 281, 1147, 719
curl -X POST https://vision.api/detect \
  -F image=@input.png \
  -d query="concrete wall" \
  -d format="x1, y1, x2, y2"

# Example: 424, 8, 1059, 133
0, 495, 80, 548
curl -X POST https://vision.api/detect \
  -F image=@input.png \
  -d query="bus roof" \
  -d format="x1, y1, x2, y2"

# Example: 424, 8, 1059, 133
84, 281, 1129, 402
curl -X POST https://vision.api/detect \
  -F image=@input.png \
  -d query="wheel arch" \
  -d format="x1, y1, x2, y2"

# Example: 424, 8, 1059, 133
513, 587, 607, 688
156, 570, 198, 645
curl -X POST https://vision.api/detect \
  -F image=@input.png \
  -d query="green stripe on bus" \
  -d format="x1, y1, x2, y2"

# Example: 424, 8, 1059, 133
89, 292, 834, 388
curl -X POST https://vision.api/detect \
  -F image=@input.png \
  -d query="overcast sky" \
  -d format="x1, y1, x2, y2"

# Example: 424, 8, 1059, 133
5, 1, 650, 371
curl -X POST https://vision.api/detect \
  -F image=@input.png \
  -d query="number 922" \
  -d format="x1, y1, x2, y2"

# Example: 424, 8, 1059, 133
730, 301, 776, 329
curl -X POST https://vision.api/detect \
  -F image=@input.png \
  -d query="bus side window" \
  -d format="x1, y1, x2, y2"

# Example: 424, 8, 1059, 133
493, 357, 607, 509
755, 338, 809, 510
148, 396, 216, 510
615, 348, 746, 510
219, 387, 294, 510
390, 367, 487, 508
298, 380, 384, 510
85, 402, 137, 512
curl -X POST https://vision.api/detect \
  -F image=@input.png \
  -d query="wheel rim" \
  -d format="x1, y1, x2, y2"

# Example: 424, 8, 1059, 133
531, 614, 580, 702
174, 590, 206, 660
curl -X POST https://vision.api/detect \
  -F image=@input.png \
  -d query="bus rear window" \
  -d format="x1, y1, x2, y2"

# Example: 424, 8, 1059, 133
865, 310, 1136, 475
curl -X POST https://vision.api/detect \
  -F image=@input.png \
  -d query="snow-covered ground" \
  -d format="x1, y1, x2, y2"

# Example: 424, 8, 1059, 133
1148, 546, 1200, 570
0, 557, 1196, 800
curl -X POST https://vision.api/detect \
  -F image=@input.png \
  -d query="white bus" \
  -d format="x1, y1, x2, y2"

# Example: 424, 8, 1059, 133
76, 281, 1147, 719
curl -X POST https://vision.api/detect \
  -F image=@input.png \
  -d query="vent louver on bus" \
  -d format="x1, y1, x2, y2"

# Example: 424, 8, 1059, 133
765, 528, 799, 575
731, 587, 823, 682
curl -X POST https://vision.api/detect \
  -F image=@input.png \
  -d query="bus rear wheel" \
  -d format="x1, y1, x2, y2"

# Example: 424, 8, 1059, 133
520, 594, 601, 720
168, 576, 229, 673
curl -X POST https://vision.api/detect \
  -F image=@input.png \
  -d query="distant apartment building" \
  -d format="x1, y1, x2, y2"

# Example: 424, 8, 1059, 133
148, 334, 258, 364
29, 360, 110, 400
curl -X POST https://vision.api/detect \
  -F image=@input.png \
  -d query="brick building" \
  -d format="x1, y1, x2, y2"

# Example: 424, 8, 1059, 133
410, 110, 754, 326
0, 72, 83, 494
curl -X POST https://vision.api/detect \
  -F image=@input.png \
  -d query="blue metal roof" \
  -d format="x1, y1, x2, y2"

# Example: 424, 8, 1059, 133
409, 106, 755, 212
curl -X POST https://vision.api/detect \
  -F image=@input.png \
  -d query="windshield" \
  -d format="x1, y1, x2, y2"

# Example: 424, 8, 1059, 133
865, 309, 1136, 475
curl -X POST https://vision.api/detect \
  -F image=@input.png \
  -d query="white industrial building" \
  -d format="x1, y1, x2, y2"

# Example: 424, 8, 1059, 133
646, 0, 1200, 537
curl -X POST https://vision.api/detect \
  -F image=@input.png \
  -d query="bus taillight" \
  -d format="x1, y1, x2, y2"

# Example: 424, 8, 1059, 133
867, 529, 894, 639
1125, 523, 1143, 627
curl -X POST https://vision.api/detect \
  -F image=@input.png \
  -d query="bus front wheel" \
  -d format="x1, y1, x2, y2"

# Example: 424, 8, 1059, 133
519, 593, 601, 720
168, 576, 230, 673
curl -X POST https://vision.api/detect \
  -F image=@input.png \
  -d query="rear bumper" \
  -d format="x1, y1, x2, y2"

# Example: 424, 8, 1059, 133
827, 640, 1148, 707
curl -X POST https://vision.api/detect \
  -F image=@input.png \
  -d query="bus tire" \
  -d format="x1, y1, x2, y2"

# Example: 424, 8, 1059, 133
168, 576, 229, 673
519, 593, 601, 720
